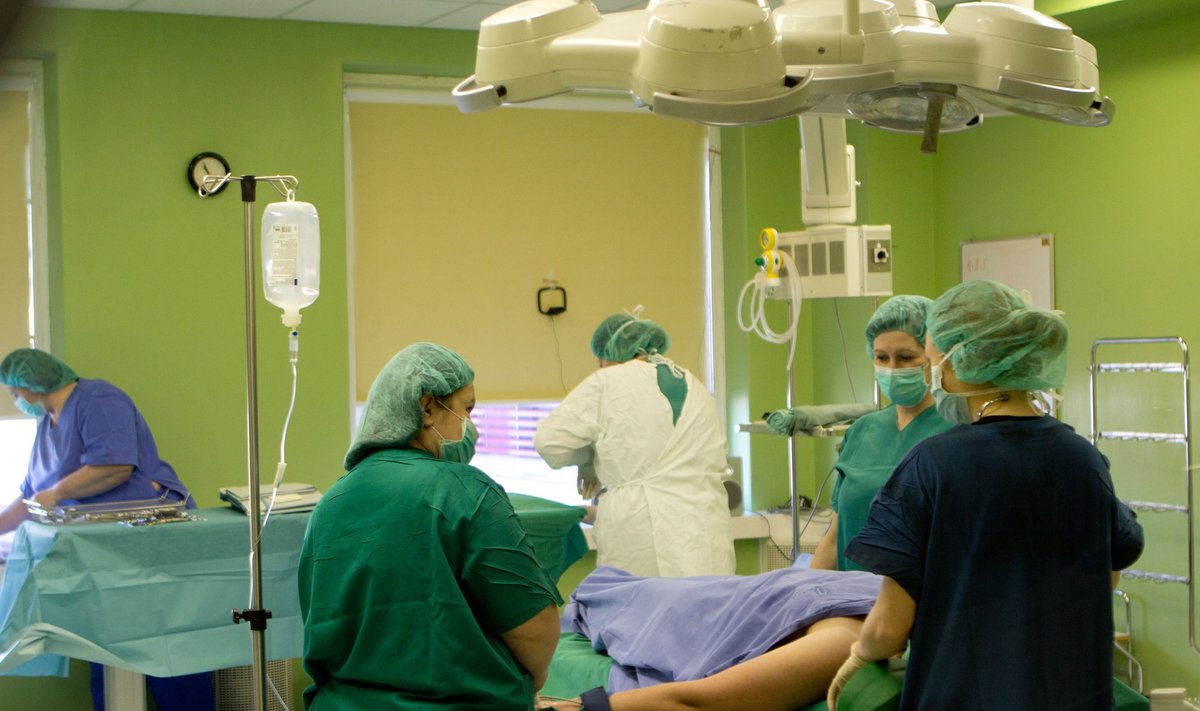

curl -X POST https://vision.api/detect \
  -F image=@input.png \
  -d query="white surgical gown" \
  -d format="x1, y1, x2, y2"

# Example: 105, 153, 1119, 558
535, 360, 735, 577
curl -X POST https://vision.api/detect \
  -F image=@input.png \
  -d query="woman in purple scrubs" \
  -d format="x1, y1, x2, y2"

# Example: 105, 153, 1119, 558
0, 347, 211, 711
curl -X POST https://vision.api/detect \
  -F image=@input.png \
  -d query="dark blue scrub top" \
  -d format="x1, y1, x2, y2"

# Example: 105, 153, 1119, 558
846, 415, 1144, 710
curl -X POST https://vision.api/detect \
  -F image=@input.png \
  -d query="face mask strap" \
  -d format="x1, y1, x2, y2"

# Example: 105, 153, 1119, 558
436, 398, 467, 423
432, 400, 477, 464
434, 398, 475, 447
932, 342, 998, 396
1028, 389, 1061, 415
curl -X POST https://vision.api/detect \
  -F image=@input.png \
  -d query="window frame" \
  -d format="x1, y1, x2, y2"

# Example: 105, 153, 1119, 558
0, 60, 50, 527
0, 60, 50, 353
340, 73, 726, 428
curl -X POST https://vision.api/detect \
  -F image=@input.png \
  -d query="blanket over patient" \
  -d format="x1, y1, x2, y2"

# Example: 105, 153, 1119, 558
561, 566, 881, 692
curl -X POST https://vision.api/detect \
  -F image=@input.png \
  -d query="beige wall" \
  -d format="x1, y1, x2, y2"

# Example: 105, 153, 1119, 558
349, 101, 710, 401
0, 89, 28, 365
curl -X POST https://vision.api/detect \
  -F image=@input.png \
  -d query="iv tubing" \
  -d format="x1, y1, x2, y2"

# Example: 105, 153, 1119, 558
261, 331, 299, 532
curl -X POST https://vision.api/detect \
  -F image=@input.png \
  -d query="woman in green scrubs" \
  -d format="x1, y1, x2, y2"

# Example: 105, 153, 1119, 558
770, 295, 953, 571
299, 343, 562, 710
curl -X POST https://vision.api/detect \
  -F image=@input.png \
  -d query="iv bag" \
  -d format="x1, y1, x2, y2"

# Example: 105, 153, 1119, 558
262, 200, 320, 329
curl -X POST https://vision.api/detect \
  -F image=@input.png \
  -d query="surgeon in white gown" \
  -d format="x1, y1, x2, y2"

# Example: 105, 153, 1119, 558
534, 307, 735, 577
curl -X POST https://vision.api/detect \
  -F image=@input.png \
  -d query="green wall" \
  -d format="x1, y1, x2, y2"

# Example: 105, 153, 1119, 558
725, 0, 1200, 696
4, 9, 476, 505
1, 8, 477, 709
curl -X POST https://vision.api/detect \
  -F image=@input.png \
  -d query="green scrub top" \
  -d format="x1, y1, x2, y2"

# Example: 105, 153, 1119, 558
829, 405, 953, 571
299, 448, 562, 711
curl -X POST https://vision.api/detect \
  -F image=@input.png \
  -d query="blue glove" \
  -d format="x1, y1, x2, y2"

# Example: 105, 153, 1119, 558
765, 409, 796, 436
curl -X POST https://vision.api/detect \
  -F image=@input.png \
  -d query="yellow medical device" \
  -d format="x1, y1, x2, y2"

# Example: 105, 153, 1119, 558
756, 227, 783, 287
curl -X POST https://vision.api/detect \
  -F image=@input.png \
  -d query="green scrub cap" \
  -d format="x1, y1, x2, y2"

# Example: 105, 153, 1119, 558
344, 342, 474, 470
0, 348, 79, 393
590, 305, 670, 363
927, 279, 1068, 390
864, 294, 934, 356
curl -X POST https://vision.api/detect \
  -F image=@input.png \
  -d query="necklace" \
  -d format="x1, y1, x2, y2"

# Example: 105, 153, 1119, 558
976, 393, 1011, 419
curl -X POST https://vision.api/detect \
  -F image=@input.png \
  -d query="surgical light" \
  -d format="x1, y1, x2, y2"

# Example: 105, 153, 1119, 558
454, 0, 1115, 149
846, 84, 979, 131
455, 0, 823, 126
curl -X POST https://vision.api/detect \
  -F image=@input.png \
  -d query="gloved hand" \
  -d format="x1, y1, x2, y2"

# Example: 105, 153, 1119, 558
827, 644, 871, 710
765, 408, 796, 436
577, 463, 601, 500
535, 696, 582, 710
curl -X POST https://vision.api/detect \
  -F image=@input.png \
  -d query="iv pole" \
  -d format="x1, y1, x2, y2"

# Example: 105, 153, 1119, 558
201, 171, 299, 711
785, 298, 883, 561
786, 302, 799, 559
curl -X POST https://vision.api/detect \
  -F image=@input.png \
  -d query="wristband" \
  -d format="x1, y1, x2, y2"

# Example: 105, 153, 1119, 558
579, 686, 612, 711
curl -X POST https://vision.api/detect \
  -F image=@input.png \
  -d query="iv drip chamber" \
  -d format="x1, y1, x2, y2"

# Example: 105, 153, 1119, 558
262, 200, 320, 329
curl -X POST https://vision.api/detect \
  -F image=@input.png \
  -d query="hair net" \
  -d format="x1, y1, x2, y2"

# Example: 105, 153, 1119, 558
344, 342, 474, 470
590, 306, 670, 363
927, 279, 1068, 390
864, 295, 934, 356
0, 348, 79, 393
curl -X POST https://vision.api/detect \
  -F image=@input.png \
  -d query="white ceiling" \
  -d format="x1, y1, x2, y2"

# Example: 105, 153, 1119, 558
29, 0, 643, 30
30, 0, 964, 31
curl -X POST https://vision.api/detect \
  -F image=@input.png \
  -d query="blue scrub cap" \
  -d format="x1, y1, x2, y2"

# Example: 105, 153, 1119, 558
344, 342, 475, 470
590, 305, 670, 363
864, 295, 934, 356
0, 348, 79, 393
927, 280, 1068, 390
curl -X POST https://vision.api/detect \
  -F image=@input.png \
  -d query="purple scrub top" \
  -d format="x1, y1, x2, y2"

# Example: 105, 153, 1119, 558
21, 378, 193, 507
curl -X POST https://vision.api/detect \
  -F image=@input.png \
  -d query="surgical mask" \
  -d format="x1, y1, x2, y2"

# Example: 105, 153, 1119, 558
433, 399, 477, 464
14, 395, 46, 418
874, 365, 929, 407
933, 388, 977, 425
929, 345, 1002, 424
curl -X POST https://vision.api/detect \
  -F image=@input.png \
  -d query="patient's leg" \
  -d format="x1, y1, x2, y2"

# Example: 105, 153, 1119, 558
606, 616, 864, 711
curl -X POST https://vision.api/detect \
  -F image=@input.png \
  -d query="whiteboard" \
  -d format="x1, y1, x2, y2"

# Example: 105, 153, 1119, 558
960, 234, 1054, 309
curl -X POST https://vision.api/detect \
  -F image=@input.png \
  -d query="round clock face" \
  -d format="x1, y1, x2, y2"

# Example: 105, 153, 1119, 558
188, 152, 230, 195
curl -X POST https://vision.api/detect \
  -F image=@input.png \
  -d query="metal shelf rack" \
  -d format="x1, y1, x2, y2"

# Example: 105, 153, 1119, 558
1089, 337, 1198, 687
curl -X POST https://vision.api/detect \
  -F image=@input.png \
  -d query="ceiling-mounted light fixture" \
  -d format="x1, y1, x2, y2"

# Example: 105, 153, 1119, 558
452, 0, 838, 126
846, 83, 981, 152
453, 0, 1114, 150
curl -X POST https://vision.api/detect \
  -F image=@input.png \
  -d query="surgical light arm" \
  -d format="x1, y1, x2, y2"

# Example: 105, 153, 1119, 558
800, 115, 855, 225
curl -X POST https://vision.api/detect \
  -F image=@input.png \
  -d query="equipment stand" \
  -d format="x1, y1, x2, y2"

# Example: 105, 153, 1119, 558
201, 171, 300, 711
